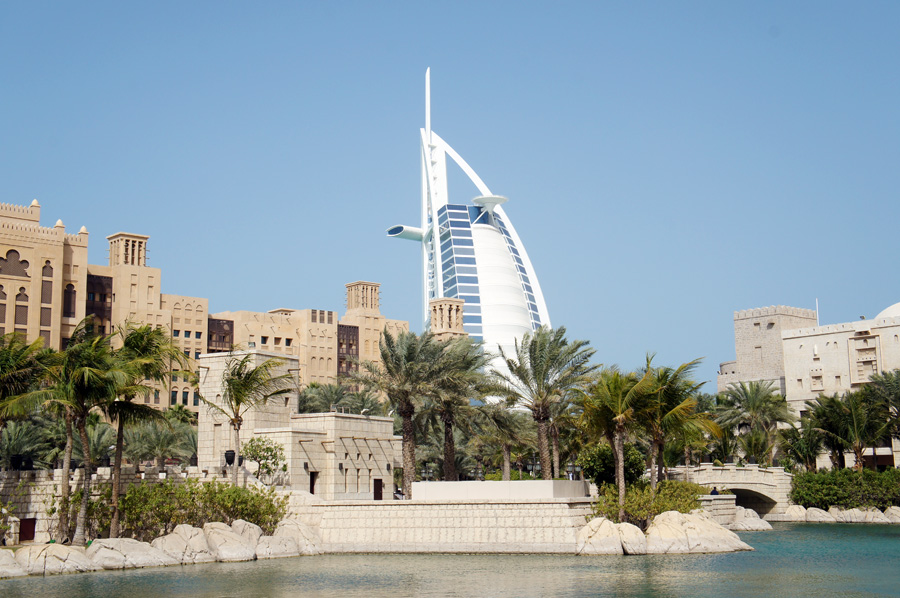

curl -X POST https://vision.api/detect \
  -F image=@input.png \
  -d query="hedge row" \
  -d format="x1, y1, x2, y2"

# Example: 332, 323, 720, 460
789, 468, 900, 510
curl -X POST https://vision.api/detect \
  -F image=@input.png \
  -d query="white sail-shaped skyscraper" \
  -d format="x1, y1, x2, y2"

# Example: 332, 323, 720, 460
388, 69, 550, 361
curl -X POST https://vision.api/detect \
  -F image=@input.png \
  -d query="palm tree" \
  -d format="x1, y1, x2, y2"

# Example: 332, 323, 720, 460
478, 404, 532, 480
417, 337, 492, 481
0, 419, 49, 469
108, 323, 187, 537
10, 324, 127, 545
340, 388, 387, 415
0, 334, 49, 428
297, 382, 348, 413
642, 357, 719, 490
805, 394, 849, 468
808, 391, 889, 470
71, 420, 116, 467
200, 352, 292, 486
494, 326, 596, 480
124, 419, 194, 466
779, 417, 824, 472
717, 380, 795, 465
350, 330, 459, 498
581, 366, 655, 520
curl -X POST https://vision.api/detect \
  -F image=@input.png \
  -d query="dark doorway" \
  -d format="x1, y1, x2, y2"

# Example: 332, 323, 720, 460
374, 478, 383, 500
19, 518, 36, 542
309, 471, 318, 495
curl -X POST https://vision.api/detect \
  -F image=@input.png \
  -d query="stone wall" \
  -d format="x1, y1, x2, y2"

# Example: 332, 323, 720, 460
289, 498, 594, 554
0, 466, 211, 544
697, 494, 737, 525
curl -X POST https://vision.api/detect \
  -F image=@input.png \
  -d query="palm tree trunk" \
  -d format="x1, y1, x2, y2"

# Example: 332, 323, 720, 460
442, 414, 457, 481
551, 425, 560, 479
516, 456, 523, 480
648, 439, 659, 492
232, 424, 241, 486
657, 444, 665, 483
72, 417, 92, 546
502, 444, 511, 481
614, 424, 626, 522
109, 417, 125, 538
536, 419, 552, 480
400, 408, 416, 498
871, 445, 878, 471
57, 411, 74, 543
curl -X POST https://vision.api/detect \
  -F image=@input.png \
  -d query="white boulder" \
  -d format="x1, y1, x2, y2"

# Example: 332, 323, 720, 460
14, 544, 102, 575
203, 522, 256, 562
0, 548, 27, 578
231, 519, 264, 549
575, 517, 623, 555
728, 507, 773, 531
861, 508, 891, 524
805, 507, 837, 523
884, 506, 900, 524
784, 505, 807, 522
616, 522, 647, 555
830, 507, 867, 523
151, 524, 215, 564
86, 538, 179, 570
255, 536, 301, 559
273, 519, 322, 555
645, 511, 752, 554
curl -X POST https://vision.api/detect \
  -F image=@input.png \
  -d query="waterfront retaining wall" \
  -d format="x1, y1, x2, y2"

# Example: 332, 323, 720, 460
289, 498, 594, 554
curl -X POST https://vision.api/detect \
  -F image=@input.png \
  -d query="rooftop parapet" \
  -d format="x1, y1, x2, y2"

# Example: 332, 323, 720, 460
0, 199, 41, 223
734, 305, 818, 321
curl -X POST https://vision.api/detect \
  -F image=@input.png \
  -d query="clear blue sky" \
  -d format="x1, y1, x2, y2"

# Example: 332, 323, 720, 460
2, 3, 898, 387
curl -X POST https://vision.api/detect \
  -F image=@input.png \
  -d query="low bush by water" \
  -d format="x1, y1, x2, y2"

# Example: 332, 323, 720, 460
789, 468, 900, 510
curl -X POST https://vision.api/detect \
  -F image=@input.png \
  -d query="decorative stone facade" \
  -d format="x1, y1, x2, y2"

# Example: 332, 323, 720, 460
718, 305, 818, 394
196, 350, 401, 500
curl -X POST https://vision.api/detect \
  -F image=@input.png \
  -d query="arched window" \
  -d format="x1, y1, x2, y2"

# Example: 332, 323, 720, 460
0, 250, 29, 277
63, 284, 76, 317
42, 261, 53, 277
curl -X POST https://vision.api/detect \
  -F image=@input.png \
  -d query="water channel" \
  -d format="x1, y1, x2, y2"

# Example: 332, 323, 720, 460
3, 523, 898, 598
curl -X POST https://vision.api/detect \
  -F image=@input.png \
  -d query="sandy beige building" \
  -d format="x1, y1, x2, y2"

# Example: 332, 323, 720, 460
720, 302, 900, 468
0, 199, 409, 414
196, 350, 401, 500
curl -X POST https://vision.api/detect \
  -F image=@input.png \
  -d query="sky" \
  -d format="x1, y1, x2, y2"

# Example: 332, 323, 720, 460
1, 3, 898, 387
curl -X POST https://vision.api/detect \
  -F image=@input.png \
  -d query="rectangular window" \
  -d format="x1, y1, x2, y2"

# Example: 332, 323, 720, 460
261, 336, 269, 345
173, 330, 180, 337
14, 305, 27, 326
40, 307, 52, 327
171, 391, 177, 405
194, 351, 200, 359
154, 390, 160, 404
195, 331, 201, 339
328, 312, 333, 324
285, 338, 292, 347
42, 281, 53, 305
183, 331, 190, 338
274, 337, 282, 346
184, 350, 190, 357
182, 390, 189, 406
193, 392, 200, 407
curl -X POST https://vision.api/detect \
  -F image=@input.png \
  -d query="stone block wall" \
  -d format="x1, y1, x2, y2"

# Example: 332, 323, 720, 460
290, 498, 593, 554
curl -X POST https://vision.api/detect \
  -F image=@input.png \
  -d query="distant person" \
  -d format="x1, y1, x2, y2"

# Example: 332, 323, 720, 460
710, 487, 719, 495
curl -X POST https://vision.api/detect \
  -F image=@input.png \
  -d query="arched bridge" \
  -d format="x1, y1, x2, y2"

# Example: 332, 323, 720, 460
669, 464, 793, 517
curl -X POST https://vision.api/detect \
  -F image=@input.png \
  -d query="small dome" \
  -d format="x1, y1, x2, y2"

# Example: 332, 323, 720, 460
30, 199, 40, 207
875, 302, 900, 320
54, 219, 64, 228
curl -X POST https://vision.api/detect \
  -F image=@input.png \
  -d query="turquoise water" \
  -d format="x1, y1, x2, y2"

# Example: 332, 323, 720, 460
3, 524, 899, 597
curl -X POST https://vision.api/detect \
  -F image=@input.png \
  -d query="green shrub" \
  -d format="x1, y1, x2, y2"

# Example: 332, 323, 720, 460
577, 443, 645, 487
790, 468, 900, 510
241, 437, 287, 478
119, 479, 288, 541
591, 480, 702, 530
484, 470, 536, 481
712, 459, 724, 467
